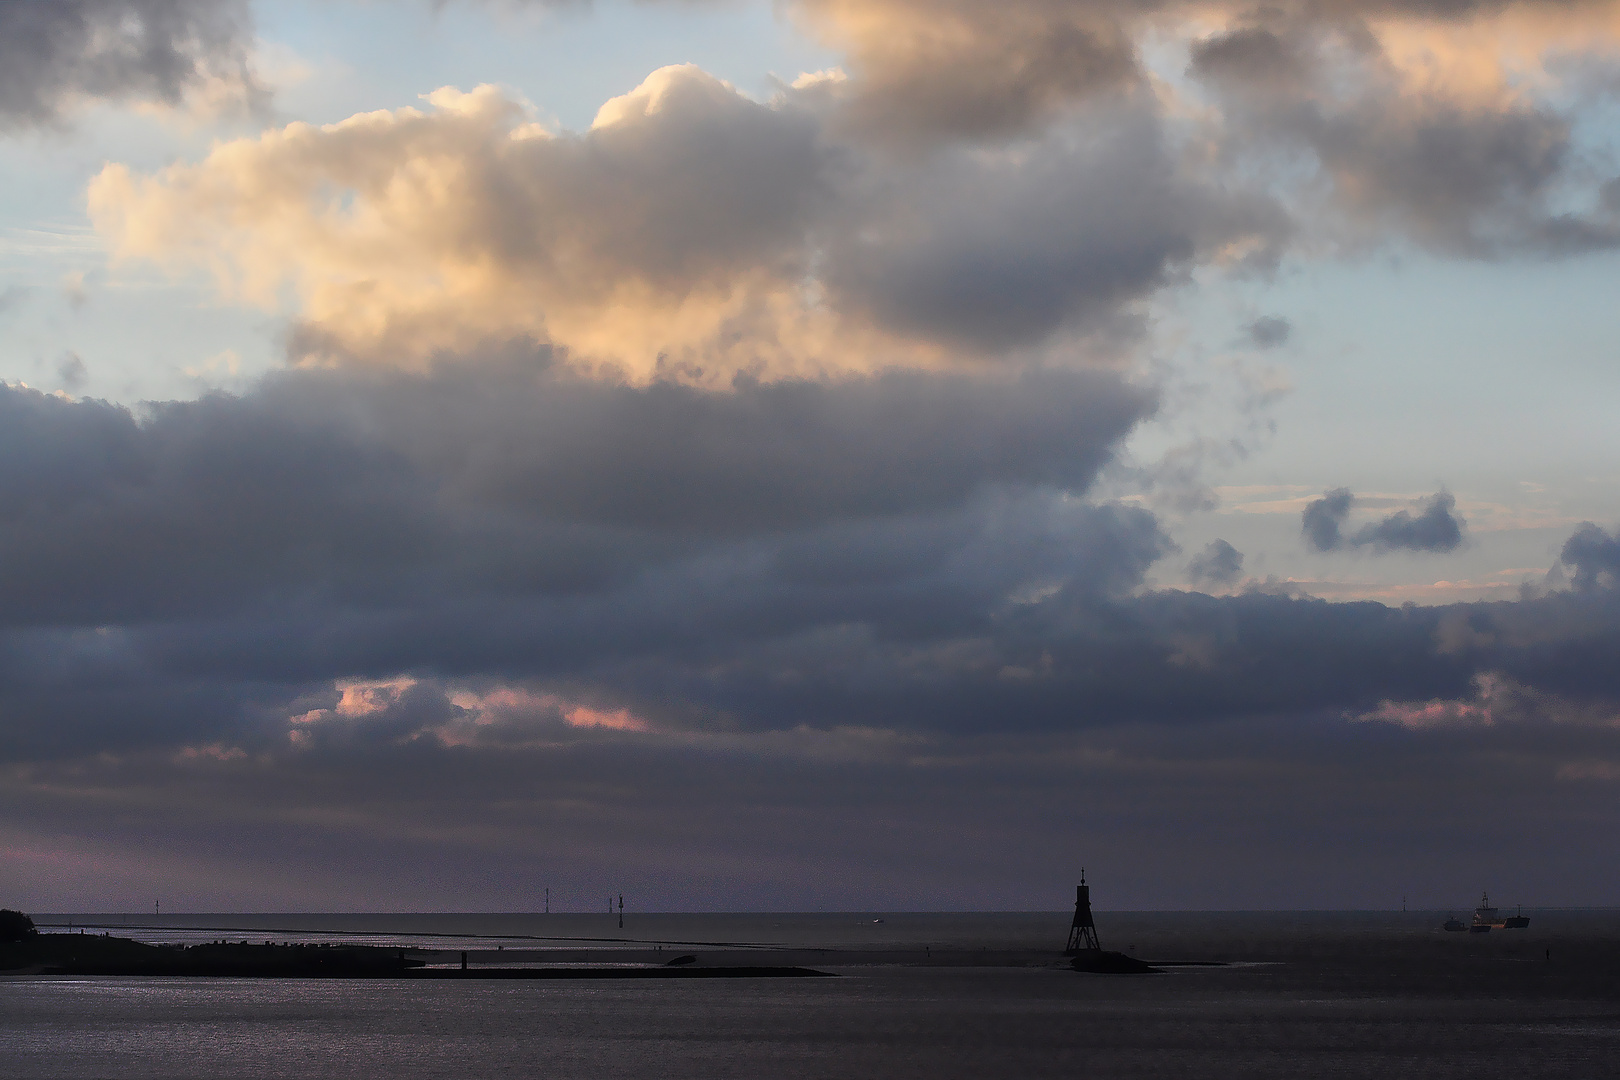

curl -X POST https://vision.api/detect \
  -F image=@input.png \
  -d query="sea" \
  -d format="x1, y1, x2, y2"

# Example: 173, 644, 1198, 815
4, 910, 1619, 1079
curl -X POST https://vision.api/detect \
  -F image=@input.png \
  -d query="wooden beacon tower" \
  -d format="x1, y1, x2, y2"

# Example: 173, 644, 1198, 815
1064, 869, 1102, 956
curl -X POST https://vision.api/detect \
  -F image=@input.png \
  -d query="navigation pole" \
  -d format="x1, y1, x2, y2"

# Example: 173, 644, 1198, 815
1064, 869, 1102, 956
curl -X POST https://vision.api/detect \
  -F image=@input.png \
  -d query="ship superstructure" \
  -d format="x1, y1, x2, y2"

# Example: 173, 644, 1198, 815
1467, 892, 1530, 932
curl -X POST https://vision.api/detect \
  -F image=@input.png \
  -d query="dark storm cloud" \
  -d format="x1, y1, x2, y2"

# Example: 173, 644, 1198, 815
5, 351, 1620, 907
0, 0, 260, 128
675, 575, 1620, 740
1302, 489, 1465, 553
0, 383, 439, 625
12, 692, 1620, 911
1561, 522, 1620, 592
0, 490, 1174, 761
0, 361, 1155, 690
5, 363, 1611, 765
1187, 539, 1244, 585
0, 360, 1154, 627
278, 361, 1154, 535
10, 542, 1620, 909
7, 460, 1620, 765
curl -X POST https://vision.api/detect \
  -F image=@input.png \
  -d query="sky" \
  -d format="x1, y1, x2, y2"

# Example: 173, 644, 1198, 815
1, 0, 1619, 913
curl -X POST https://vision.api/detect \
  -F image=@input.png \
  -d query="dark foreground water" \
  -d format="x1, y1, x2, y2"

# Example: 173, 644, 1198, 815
5, 911, 1619, 1079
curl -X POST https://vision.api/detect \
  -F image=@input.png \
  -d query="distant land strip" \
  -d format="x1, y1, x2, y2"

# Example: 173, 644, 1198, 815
405, 967, 835, 979
36, 923, 787, 950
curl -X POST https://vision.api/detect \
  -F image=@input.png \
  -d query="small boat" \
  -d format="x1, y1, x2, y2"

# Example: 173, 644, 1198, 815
1442, 916, 1466, 932
1503, 905, 1530, 929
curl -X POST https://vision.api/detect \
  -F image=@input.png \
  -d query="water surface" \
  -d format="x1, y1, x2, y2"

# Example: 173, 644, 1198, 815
6, 911, 1617, 1079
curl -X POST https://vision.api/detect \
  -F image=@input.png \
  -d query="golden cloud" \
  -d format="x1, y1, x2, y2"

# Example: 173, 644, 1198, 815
86, 2, 1620, 379
89, 71, 945, 382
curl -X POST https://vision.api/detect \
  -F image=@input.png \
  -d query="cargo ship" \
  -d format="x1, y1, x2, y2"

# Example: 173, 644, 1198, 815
1442, 894, 1529, 932
1467, 892, 1530, 932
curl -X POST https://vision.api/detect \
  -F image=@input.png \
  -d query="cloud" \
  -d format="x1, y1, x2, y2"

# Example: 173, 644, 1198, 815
2, 352, 1619, 906
1245, 316, 1291, 348
61, 271, 88, 311
822, 103, 1286, 353
9, 693, 1620, 910
483, 0, 1620, 263
805, 0, 1620, 259
89, 69, 1284, 377
1187, 10, 1620, 255
3, 358, 1617, 768
14, 0, 1620, 910
1561, 522, 1620, 591
14, 355, 1600, 763
790, 0, 1139, 143
1187, 539, 1244, 586
1355, 670, 1620, 732
9, 515, 1620, 907
1353, 491, 1466, 553
0, 361, 1153, 630
1302, 487, 1355, 551
54, 353, 87, 391
0, 0, 263, 129
90, 73, 830, 378
80, 2, 1620, 396
1302, 489, 1465, 553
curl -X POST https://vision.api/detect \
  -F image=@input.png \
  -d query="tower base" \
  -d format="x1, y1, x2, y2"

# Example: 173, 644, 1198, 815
1069, 950, 1161, 975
